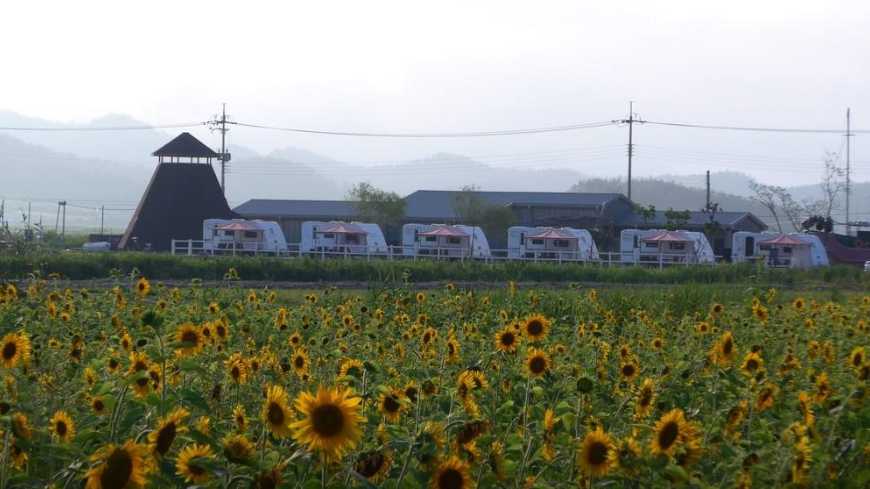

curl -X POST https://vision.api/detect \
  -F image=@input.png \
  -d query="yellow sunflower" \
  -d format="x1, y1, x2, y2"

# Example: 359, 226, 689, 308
11, 412, 32, 439
174, 322, 203, 357
711, 331, 736, 366
523, 314, 551, 342
635, 378, 656, 419
524, 348, 551, 378
378, 389, 405, 422
233, 404, 247, 432
339, 358, 365, 379
262, 385, 294, 438
222, 433, 254, 463
619, 360, 640, 382
650, 409, 693, 457
848, 347, 865, 370
354, 450, 393, 483
90, 396, 108, 416
291, 348, 310, 378
578, 427, 617, 477
740, 351, 764, 376
290, 386, 363, 462
430, 456, 473, 489
49, 410, 76, 443
494, 327, 520, 353
225, 353, 248, 385
135, 277, 151, 297
175, 444, 214, 484
148, 407, 189, 457
1, 331, 31, 369
84, 440, 151, 489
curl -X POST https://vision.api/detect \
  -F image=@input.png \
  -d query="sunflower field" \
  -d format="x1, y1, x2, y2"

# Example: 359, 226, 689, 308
0, 277, 868, 488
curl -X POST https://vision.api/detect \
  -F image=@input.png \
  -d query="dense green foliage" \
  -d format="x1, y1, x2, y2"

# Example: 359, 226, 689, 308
1, 252, 869, 287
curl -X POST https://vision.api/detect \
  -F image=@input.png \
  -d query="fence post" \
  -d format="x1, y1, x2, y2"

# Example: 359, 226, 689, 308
187, 239, 193, 256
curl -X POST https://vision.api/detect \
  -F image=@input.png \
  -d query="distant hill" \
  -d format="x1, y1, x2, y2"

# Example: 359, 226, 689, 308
569, 177, 778, 228
660, 171, 757, 197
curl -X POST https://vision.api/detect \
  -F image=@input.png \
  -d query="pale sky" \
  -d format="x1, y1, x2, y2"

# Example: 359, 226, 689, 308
1, 0, 868, 185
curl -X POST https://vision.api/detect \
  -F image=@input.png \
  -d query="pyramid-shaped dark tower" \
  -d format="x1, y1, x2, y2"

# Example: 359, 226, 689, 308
119, 133, 238, 251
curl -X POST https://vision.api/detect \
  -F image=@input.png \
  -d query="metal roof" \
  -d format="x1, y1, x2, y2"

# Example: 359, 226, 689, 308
405, 190, 627, 219
419, 225, 469, 237
319, 222, 367, 234
527, 228, 576, 240
641, 230, 692, 242
622, 210, 766, 229
152, 132, 219, 158
759, 234, 808, 246
234, 199, 359, 218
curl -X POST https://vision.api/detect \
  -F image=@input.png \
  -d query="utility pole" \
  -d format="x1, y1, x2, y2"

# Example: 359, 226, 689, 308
60, 201, 67, 241
705, 170, 711, 210
207, 104, 231, 196
618, 102, 641, 201
100, 205, 105, 235
845, 108, 852, 236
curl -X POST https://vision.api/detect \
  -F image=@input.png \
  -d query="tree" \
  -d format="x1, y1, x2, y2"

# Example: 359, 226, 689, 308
634, 203, 656, 225
663, 208, 690, 230
346, 183, 406, 233
818, 151, 845, 218
453, 186, 515, 245
749, 182, 783, 232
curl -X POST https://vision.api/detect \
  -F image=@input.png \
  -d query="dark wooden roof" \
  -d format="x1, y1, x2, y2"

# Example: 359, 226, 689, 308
152, 132, 219, 158
119, 163, 237, 251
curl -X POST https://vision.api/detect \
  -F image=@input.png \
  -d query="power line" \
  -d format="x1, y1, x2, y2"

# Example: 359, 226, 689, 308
0, 122, 207, 131
230, 120, 617, 137
644, 120, 870, 134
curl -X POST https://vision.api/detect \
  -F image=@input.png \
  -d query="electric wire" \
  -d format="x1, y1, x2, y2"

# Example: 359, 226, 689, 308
230, 120, 617, 137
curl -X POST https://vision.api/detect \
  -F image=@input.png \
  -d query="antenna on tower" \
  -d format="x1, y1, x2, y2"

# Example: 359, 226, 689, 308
845, 108, 853, 236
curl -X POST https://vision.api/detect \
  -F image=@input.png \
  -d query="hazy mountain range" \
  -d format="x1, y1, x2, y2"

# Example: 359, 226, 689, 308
0, 111, 865, 232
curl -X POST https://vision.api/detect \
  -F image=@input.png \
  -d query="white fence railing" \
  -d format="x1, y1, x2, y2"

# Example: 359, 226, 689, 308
170, 239, 721, 268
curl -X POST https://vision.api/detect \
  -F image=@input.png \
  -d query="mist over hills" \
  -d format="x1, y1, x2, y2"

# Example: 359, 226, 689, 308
1, 111, 866, 232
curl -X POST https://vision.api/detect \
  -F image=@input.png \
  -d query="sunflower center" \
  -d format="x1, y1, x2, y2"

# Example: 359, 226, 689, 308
529, 356, 547, 374
294, 356, 305, 368
622, 364, 636, 377
639, 390, 652, 407
853, 353, 863, 367
501, 333, 515, 346
658, 421, 679, 450
267, 403, 285, 426
438, 468, 464, 489
587, 441, 609, 465
527, 321, 543, 336
155, 422, 176, 455
188, 461, 205, 476
181, 331, 198, 344
356, 452, 385, 477
311, 404, 345, 437
100, 448, 133, 489
723, 339, 733, 355
93, 400, 105, 412
746, 359, 758, 371
383, 395, 400, 413
2, 341, 16, 360
136, 377, 149, 387
56, 421, 68, 437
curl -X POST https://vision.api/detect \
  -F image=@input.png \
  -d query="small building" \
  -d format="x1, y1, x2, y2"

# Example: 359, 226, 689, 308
233, 200, 359, 245
507, 226, 599, 261
620, 229, 716, 264
757, 234, 814, 268
120, 133, 237, 251
300, 221, 389, 255
402, 223, 491, 258
202, 219, 288, 254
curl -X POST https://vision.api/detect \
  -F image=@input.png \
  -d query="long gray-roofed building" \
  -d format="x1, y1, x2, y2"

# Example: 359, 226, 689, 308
233, 189, 766, 255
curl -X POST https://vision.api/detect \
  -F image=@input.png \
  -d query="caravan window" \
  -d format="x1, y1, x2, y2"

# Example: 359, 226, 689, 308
323, 233, 334, 239
783, 247, 792, 254
633, 236, 639, 248
447, 237, 461, 245
644, 242, 658, 249
243, 231, 258, 239
520, 233, 525, 245
346, 234, 360, 244
553, 239, 570, 248
424, 236, 437, 243
670, 242, 686, 251
745, 237, 755, 257
531, 239, 544, 245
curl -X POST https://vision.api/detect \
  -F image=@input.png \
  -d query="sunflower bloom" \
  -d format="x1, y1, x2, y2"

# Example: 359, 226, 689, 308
430, 456, 473, 489
176, 444, 214, 484
523, 314, 551, 342
148, 407, 189, 457
49, 411, 76, 443
290, 386, 363, 462
578, 427, 617, 477
262, 385, 294, 438
1, 331, 31, 369
84, 440, 152, 489
524, 348, 551, 378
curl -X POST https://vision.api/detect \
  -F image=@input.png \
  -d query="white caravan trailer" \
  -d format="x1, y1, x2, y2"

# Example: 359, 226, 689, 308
619, 229, 715, 264
300, 221, 388, 256
401, 224, 491, 259
203, 219, 288, 254
731, 232, 828, 267
507, 226, 599, 261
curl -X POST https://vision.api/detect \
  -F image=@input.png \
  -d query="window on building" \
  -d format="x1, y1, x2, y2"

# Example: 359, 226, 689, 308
745, 237, 755, 257
531, 239, 544, 245
447, 237, 461, 245
670, 242, 686, 251
346, 234, 360, 244
323, 233, 334, 239
553, 239, 570, 248
424, 236, 437, 242
243, 231, 259, 239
